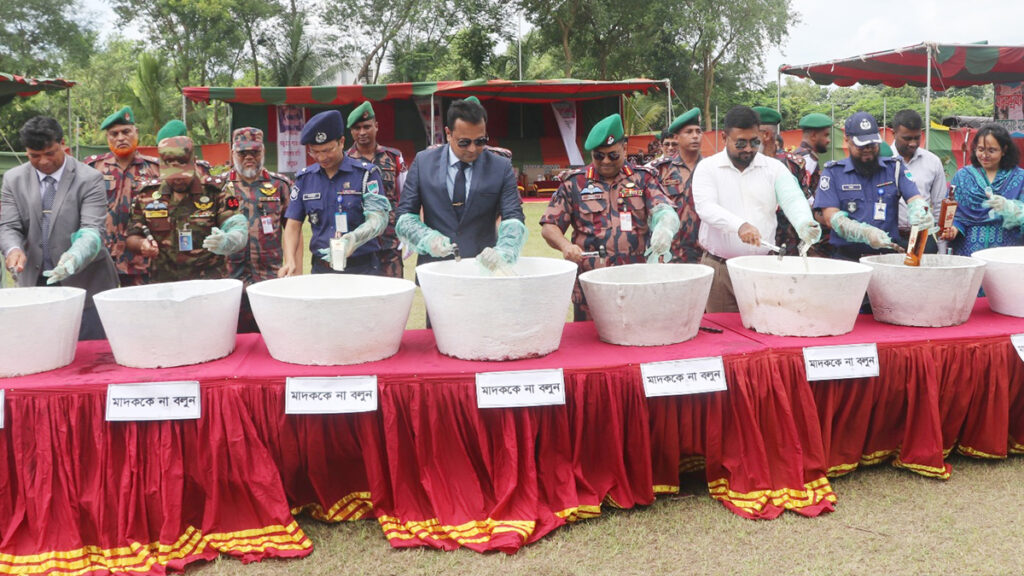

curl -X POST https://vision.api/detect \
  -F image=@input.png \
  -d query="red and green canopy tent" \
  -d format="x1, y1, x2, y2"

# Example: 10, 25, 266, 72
182, 79, 669, 168
779, 42, 1024, 144
0, 72, 75, 107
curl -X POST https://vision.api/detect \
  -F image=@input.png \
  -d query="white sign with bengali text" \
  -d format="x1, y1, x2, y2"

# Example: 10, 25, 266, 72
1009, 334, 1024, 363
476, 369, 565, 409
106, 381, 201, 421
641, 356, 728, 397
803, 343, 880, 381
285, 376, 379, 415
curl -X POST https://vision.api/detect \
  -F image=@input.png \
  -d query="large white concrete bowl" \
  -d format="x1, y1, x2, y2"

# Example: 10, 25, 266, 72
247, 274, 415, 365
860, 254, 985, 327
416, 257, 577, 360
94, 279, 242, 368
0, 287, 85, 376
579, 263, 714, 346
727, 256, 872, 337
972, 247, 1024, 317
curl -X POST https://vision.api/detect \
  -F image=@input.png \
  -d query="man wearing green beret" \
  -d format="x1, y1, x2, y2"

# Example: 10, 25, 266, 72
796, 112, 833, 193
647, 107, 703, 263
85, 106, 160, 286
541, 113, 680, 321
346, 100, 408, 279
156, 119, 214, 179
753, 106, 832, 257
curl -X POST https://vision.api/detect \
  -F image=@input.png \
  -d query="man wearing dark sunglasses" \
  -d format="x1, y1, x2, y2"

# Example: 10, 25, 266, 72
692, 105, 821, 313
541, 113, 680, 321
647, 107, 704, 263
396, 97, 526, 278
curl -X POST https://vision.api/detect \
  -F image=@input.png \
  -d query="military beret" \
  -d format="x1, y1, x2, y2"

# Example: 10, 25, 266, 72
300, 110, 344, 145
799, 113, 833, 129
347, 101, 375, 128
101, 106, 135, 131
753, 106, 781, 125
879, 141, 894, 158
156, 120, 188, 142
463, 96, 481, 105
668, 107, 701, 134
232, 127, 264, 151
585, 113, 625, 151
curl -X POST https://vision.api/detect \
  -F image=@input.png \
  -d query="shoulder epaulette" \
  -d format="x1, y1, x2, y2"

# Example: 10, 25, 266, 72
267, 170, 293, 186
202, 174, 226, 189
633, 164, 658, 177
823, 160, 839, 169
84, 154, 101, 165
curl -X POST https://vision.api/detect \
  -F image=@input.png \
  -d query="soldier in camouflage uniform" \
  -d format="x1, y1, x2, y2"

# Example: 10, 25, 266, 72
541, 114, 679, 321
345, 101, 407, 278
85, 106, 160, 286
156, 120, 215, 178
126, 136, 247, 283
647, 107, 703, 262
795, 113, 833, 196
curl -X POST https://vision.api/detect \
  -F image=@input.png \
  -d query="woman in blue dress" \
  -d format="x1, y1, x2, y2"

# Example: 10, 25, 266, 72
940, 123, 1024, 255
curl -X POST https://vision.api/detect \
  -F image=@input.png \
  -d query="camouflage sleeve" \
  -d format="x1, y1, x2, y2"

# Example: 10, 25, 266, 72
641, 169, 672, 210
539, 181, 574, 232
127, 189, 148, 237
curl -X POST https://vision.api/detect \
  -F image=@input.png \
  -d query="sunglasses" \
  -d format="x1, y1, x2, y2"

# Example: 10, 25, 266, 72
731, 138, 761, 150
235, 150, 261, 158
455, 137, 489, 148
592, 151, 621, 162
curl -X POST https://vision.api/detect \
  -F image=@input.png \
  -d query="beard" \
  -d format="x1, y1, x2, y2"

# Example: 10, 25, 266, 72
234, 161, 261, 180
851, 154, 881, 177
814, 142, 829, 154
728, 149, 755, 169
111, 142, 138, 158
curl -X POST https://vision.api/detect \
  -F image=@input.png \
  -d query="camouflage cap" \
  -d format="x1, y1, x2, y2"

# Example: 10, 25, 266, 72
668, 107, 701, 134
157, 136, 196, 179
347, 101, 375, 128
156, 119, 188, 142
752, 106, 781, 126
232, 127, 264, 151
584, 113, 624, 151
100, 106, 134, 130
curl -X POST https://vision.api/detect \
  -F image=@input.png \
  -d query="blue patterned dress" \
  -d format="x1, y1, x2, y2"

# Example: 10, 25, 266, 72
949, 165, 1024, 256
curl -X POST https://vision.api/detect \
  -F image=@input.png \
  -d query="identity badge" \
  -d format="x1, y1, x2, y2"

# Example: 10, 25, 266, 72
874, 201, 886, 221
335, 212, 349, 234
260, 216, 274, 235
178, 225, 193, 251
619, 211, 633, 232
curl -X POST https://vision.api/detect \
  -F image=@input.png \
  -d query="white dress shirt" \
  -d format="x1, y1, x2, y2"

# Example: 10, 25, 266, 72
34, 156, 68, 198
896, 146, 948, 231
446, 145, 474, 201
692, 150, 810, 259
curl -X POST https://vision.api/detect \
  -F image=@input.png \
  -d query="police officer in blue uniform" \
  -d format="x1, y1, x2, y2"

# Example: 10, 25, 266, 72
279, 110, 389, 276
813, 112, 934, 261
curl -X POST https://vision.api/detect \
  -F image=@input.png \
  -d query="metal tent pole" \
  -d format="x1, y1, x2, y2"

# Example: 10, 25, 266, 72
430, 94, 435, 145
925, 44, 932, 149
776, 68, 782, 112
665, 79, 672, 127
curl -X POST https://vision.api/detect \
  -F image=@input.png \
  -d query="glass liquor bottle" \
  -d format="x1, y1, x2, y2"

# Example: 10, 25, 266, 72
903, 225, 929, 266
938, 184, 958, 236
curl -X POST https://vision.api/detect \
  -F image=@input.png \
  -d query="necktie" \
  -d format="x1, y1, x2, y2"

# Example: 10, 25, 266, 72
41, 175, 56, 271
452, 161, 468, 220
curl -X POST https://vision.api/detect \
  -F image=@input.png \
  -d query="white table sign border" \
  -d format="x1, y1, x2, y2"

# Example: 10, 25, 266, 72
476, 368, 566, 409
640, 356, 728, 398
803, 343, 880, 382
285, 376, 379, 415
106, 381, 202, 422
1010, 334, 1024, 363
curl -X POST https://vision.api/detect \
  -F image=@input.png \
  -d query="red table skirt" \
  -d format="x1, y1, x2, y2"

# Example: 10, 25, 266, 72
2, 299, 1023, 574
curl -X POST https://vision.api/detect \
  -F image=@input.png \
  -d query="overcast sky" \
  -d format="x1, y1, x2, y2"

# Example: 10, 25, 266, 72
85, 0, 1024, 86
764, 0, 1024, 83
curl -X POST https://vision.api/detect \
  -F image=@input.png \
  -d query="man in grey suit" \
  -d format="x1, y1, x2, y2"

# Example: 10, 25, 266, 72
396, 98, 527, 274
0, 116, 118, 340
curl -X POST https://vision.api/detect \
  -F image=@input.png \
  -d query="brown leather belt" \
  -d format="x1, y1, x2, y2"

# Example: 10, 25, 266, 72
702, 251, 727, 264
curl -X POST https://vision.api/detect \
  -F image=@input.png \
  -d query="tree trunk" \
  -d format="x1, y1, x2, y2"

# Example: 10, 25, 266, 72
560, 21, 572, 77
703, 52, 714, 132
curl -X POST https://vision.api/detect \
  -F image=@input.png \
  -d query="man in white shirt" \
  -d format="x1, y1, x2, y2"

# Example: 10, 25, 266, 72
692, 106, 821, 313
891, 109, 949, 252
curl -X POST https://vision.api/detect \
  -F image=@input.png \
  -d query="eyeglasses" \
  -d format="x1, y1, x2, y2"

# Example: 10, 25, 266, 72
662, 142, 679, 148
455, 137, 489, 148
592, 151, 621, 162
235, 150, 261, 158
731, 138, 761, 150
975, 147, 1002, 157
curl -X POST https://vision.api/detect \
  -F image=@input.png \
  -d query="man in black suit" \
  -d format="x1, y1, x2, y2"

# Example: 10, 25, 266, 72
0, 116, 118, 339
396, 98, 526, 274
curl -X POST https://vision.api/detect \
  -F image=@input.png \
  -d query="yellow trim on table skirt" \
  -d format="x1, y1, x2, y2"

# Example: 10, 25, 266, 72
892, 457, 951, 479
860, 449, 897, 466
378, 516, 536, 545
653, 484, 680, 495
553, 505, 603, 522
957, 444, 1008, 460
707, 476, 836, 513
1008, 436, 1024, 455
0, 521, 309, 575
291, 492, 373, 522
679, 456, 706, 474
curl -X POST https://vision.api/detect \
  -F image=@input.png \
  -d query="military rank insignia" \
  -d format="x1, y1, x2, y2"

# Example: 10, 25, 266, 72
194, 196, 214, 211
260, 182, 277, 196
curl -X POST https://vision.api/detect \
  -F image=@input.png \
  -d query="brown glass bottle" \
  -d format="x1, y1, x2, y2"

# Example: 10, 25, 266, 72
903, 225, 928, 266
938, 184, 958, 236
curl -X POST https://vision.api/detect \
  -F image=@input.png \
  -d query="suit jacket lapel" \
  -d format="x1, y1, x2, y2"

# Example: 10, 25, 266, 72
50, 159, 73, 226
